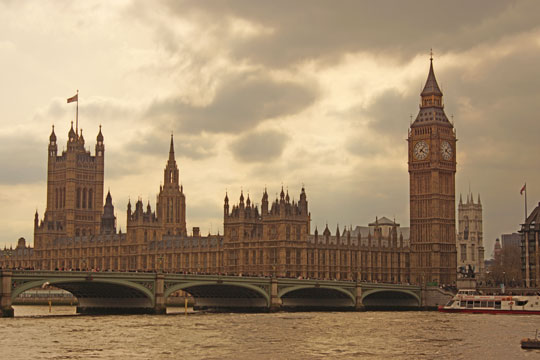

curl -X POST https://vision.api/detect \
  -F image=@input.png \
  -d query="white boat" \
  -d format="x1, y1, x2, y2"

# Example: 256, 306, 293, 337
439, 289, 540, 315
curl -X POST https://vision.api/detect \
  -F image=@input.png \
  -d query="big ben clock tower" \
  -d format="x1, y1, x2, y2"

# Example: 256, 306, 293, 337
408, 56, 457, 285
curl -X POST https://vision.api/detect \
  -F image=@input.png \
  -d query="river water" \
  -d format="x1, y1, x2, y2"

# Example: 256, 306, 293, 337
0, 306, 538, 359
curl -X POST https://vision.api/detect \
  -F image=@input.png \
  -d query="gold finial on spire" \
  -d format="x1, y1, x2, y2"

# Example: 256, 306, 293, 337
430, 48, 433, 61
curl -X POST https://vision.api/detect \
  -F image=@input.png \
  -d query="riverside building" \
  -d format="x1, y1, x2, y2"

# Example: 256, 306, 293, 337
1, 59, 457, 285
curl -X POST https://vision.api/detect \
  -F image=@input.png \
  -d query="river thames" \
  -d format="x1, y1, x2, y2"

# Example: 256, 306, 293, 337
0, 306, 538, 359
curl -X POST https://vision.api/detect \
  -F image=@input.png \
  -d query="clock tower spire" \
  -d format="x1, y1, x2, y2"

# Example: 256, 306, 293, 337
408, 55, 457, 286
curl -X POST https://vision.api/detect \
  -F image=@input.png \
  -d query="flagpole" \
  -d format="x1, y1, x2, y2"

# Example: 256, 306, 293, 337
76, 89, 79, 136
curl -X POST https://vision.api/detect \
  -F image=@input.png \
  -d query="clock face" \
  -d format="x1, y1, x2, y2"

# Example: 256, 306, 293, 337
441, 141, 453, 160
413, 141, 429, 160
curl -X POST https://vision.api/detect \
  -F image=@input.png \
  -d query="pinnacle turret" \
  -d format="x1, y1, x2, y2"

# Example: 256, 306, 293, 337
97, 125, 103, 142
79, 129, 85, 145
68, 121, 77, 141
49, 125, 56, 143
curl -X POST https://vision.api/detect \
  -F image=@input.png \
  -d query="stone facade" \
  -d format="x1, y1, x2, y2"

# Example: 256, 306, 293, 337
501, 232, 521, 251
222, 190, 410, 280
408, 58, 457, 285
35, 123, 105, 242
457, 193, 485, 276
0, 122, 411, 281
519, 202, 540, 287
2, 61, 463, 284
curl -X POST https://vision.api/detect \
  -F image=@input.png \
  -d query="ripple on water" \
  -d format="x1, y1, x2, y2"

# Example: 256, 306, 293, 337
2, 307, 539, 359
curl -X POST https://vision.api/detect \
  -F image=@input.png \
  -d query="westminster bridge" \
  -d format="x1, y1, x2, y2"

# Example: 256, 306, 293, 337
0, 270, 453, 317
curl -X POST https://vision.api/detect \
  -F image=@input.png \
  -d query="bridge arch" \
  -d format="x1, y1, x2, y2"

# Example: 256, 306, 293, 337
165, 281, 270, 309
361, 289, 420, 309
279, 285, 356, 309
11, 278, 154, 307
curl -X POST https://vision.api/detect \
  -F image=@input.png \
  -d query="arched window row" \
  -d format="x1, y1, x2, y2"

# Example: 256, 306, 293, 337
76, 187, 94, 209
54, 187, 66, 209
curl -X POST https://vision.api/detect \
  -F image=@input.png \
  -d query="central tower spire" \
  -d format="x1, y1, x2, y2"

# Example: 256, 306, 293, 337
169, 133, 175, 162
157, 135, 186, 236
164, 134, 179, 187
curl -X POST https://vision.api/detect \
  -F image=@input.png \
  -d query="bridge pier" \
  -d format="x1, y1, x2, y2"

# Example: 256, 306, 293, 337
355, 282, 366, 311
0, 271, 14, 317
269, 277, 281, 312
154, 273, 166, 315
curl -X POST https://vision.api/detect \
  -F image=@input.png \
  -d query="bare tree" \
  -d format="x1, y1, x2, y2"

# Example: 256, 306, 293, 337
487, 245, 522, 286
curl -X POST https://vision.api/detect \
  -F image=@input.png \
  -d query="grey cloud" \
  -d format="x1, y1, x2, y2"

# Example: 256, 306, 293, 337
0, 135, 45, 184
146, 71, 318, 134
35, 97, 137, 127
124, 131, 216, 160
309, 167, 409, 230
345, 89, 416, 157
230, 129, 289, 163
157, 0, 538, 67
441, 46, 540, 168
80, 98, 136, 124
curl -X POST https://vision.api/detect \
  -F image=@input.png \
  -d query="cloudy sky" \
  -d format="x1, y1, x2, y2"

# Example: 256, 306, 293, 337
1, 1, 539, 257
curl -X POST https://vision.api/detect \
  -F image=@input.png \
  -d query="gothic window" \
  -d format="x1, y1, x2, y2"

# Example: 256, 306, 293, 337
166, 198, 171, 223
76, 188, 81, 208
460, 245, 467, 261
75, 229, 80, 236
62, 188, 66, 208
55, 189, 59, 208
88, 189, 93, 209
82, 188, 87, 208
286, 225, 291, 240
471, 244, 475, 261
176, 199, 180, 223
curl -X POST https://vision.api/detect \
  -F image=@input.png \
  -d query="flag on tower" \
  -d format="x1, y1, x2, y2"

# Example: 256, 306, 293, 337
520, 183, 526, 195
67, 93, 78, 103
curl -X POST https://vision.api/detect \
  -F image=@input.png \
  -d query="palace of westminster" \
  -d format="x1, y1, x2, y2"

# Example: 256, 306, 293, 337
1, 60, 468, 285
